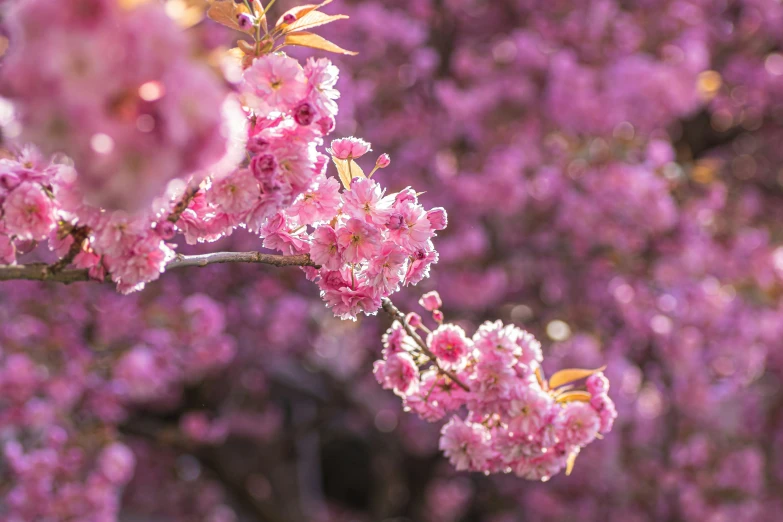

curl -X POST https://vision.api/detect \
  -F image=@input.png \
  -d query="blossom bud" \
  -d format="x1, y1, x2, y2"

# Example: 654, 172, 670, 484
250, 154, 277, 180
316, 116, 336, 135
426, 207, 448, 231
406, 312, 423, 328
293, 101, 315, 126
419, 290, 442, 311
247, 135, 269, 154
283, 13, 296, 24
237, 13, 254, 31
387, 213, 405, 230
375, 153, 391, 169
156, 220, 176, 240
0, 171, 20, 191
432, 310, 444, 323
586, 372, 609, 395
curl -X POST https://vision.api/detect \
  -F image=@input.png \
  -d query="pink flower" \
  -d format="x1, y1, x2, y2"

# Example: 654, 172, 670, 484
559, 402, 600, 447
586, 372, 610, 395
439, 416, 495, 472
374, 352, 419, 396
304, 57, 340, 119
427, 324, 471, 369
419, 291, 443, 311
242, 54, 308, 114
515, 329, 543, 366
388, 201, 433, 252
342, 177, 394, 225
508, 386, 554, 436
107, 237, 172, 294
382, 322, 411, 356
472, 320, 522, 365
426, 207, 448, 231
404, 246, 439, 286
329, 137, 372, 160
288, 176, 341, 225
207, 169, 260, 214
97, 443, 135, 485
3, 182, 55, 240
309, 225, 342, 270
367, 243, 407, 294
336, 218, 381, 263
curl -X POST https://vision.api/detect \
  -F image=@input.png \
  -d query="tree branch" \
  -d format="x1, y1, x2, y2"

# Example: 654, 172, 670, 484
380, 297, 471, 392
0, 252, 318, 284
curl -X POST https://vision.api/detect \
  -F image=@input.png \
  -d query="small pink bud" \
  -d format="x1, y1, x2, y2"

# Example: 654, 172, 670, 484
293, 101, 315, 126
432, 310, 444, 323
406, 312, 423, 328
426, 207, 448, 231
250, 154, 277, 180
418, 291, 442, 311
316, 116, 336, 135
283, 13, 296, 24
586, 372, 609, 395
247, 135, 269, 154
375, 153, 391, 169
156, 221, 176, 240
237, 13, 254, 30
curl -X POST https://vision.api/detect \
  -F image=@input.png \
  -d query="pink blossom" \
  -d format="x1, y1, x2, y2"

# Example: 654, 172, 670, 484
419, 290, 443, 311
507, 386, 554, 436
586, 372, 610, 395
304, 57, 340, 119
426, 207, 448, 231
373, 352, 419, 396
428, 324, 471, 369
207, 169, 260, 214
309, 225, 342, 270
329, 137, 372, 160
367, 243, 407, 294
3, 182, 55, 240
388, 202, 433, 251
287, 176, 341, 225
336, 218, 381, 263
439, 417, 495, 472
404, 246, 439, 286
97, 443, 135, 485
382, 322, 410, 356
558, 402, 600, 447
242, 54, 308, 114
342, 178, 394, 225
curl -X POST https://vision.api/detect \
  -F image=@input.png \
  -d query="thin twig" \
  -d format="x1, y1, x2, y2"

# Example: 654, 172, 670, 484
380, 297, 470, 392
0, 252, 318, 284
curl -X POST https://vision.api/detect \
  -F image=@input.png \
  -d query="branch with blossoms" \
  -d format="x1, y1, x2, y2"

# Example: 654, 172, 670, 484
374, 291, 617, 481
0, 0, 617, 489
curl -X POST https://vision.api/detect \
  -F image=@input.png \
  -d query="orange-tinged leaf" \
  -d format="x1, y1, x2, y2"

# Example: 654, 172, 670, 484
555, 391, 592, 403
207, 0, 251, 32
565, 450, 579, 476
333, 157, 366, 189
275, 0, 333, 29
535, 367, 546, 390
281, 12, 348, 35
548, 366, 606, 390
283, 31, 357, 55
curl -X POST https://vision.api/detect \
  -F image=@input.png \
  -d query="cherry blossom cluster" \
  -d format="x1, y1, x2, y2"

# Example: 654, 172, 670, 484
374, 292, 616, 481
0, 0, 443, 310
262, 138, 447, 320
0, 0, 230, 212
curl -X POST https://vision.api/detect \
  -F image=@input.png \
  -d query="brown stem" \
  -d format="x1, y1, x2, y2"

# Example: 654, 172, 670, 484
380, 297, 470, 392
0, 252, 319, 284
